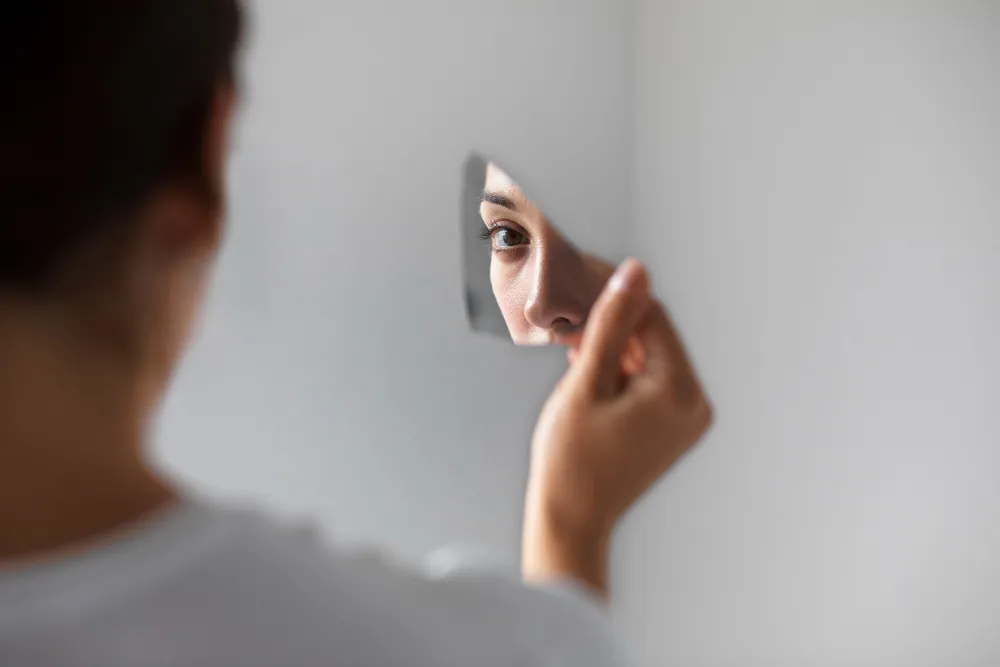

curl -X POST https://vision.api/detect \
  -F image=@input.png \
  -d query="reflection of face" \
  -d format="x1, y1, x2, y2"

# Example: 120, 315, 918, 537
479, 163, 613, 346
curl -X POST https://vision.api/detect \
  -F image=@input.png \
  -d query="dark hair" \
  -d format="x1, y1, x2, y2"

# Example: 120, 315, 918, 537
0, 1, 244, 293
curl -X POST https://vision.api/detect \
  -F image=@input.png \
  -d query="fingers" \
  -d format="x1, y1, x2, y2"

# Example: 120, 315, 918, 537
569, 335, 643, 380
621, 335, 646, 376
635, 300, 706, 409
574, 258, 651, 397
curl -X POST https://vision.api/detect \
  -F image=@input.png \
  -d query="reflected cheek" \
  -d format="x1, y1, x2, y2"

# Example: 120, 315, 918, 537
490, 259, 532, 342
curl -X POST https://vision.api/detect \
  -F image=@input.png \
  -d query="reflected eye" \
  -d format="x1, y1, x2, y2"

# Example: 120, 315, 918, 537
494, 228, 526, 248
479, 224, 528, 252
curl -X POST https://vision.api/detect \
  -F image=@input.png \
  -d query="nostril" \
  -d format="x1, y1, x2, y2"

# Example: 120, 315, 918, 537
524, 293, 585, 332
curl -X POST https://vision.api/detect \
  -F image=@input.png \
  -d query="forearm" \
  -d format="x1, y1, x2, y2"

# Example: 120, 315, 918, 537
521, 486, 612, 600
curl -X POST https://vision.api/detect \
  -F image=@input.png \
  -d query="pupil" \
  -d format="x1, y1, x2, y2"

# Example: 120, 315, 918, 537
497, 229, 521, 247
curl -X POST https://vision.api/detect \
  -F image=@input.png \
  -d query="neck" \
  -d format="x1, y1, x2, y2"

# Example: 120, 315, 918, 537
0, 299, 176, 563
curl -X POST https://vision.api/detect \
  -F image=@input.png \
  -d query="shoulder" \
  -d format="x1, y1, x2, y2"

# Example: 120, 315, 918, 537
190, 501, 628, 666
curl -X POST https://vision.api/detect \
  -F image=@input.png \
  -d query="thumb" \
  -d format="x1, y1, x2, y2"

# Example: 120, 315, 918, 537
574, 258, 651, 397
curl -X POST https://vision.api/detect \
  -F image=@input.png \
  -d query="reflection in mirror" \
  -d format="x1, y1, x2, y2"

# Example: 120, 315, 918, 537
460, 153, 616, 347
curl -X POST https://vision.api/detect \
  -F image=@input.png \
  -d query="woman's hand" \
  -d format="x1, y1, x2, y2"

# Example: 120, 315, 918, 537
522, 259, 714, 597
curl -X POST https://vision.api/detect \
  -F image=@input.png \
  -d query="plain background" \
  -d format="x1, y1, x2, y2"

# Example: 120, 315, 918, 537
156, 1, 999, 665
625, 2, 999, 665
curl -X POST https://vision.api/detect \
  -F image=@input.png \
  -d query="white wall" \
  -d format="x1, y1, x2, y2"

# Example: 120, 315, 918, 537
155, 0, 633, 561
627, 2, 1000, 665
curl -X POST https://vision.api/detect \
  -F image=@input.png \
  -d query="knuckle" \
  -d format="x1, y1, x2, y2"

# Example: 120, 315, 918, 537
693, 397, 714, 432
671, 370, 701, 406
657, 372, 713, 424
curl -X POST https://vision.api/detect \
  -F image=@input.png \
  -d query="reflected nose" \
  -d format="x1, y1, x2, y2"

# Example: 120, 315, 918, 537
522, 241, 594, 334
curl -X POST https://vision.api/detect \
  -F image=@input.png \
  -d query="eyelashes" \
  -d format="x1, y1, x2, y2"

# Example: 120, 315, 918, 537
480, 222, 529, 253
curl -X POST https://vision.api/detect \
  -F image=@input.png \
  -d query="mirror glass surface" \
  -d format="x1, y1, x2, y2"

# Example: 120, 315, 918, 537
461, 153, 617, 347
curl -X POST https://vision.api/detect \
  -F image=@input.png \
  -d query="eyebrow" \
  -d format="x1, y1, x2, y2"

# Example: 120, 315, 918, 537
480, 191, 518, 213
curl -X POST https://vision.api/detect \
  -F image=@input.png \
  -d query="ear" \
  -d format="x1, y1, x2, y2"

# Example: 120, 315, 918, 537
204, 84, 238, 195
155, 85, 237, 257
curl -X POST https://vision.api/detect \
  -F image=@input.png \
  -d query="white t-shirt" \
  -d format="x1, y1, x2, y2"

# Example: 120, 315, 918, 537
0, 500, 629, 666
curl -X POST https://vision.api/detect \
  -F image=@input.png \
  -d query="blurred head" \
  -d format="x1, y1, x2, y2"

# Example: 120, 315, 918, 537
479, 163, 613, 346
0, 1, 243, 412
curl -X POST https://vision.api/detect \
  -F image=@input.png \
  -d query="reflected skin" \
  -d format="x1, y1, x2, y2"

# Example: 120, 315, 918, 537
479, 163, 613, 347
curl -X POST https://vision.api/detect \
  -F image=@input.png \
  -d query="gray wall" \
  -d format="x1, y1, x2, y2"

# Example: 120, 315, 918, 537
626, 2, 999, 665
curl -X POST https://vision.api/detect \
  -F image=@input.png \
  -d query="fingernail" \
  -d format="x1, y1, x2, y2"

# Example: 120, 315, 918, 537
609, 258, 640, 293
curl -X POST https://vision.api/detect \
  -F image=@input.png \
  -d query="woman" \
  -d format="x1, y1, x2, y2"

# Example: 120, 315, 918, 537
0, 2, 712, 666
